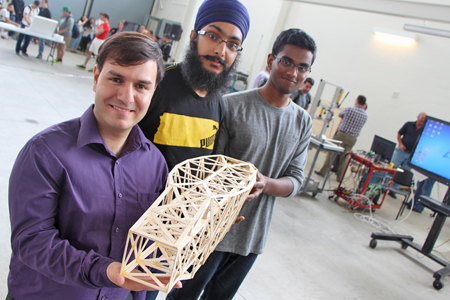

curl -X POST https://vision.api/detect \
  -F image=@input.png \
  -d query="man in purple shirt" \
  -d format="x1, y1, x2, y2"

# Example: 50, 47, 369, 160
7, 32, 181, 300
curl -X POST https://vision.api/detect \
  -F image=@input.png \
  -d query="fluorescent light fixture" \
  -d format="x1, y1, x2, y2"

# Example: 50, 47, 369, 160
373, 27, 417, 44
404, 24, 450, 39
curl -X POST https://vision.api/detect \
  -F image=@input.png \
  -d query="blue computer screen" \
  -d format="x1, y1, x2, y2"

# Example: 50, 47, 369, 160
409, 117, 450, 185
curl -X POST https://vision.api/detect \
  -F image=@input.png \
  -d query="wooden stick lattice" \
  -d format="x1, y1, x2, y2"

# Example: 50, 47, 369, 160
121, 155, 257, 292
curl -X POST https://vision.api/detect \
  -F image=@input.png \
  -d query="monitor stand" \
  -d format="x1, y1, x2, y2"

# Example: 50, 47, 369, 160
369, 186, 450, 290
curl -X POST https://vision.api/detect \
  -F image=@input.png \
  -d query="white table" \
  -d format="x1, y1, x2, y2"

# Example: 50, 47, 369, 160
0, 22, 65, 64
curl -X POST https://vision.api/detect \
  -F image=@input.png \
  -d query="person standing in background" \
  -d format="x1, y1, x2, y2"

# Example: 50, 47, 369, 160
76, 12, 110, 71
251, 65, 269, 89
290, 77, 314, 110
15, 0, 39, 56
388, 112, 427, 198
78, 17, 94, 54
36, 0, 51, 59
51, 6, 73, 63
315, 95, 368, 180
11, 0, 24, 24
68, 15, 88, 53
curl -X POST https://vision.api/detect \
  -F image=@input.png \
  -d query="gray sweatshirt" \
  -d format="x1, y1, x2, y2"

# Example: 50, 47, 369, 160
214, 88, 312, 256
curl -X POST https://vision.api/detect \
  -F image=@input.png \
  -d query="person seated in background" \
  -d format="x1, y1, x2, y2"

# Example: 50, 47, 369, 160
1, 4, 20, 39
290, 77, 314, 110
109, 20, 124, 36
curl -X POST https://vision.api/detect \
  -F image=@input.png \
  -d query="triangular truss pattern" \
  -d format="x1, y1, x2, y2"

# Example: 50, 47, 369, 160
121, 155, 257, 293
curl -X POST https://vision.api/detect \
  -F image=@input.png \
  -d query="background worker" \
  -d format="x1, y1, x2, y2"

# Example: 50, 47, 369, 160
251, 65, 269, 88
388, 112, 427, 198
315, 95, 368, 180
52, 6, 73, 63
290, 76, 314, 110
77, 12, 110, 71
36, 0, 51, 59
15, 0, 39, 56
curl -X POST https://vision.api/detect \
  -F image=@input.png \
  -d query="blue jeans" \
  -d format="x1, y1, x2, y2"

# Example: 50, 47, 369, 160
166, 251, 258, 300
68, 35, 81, 50
391, 149, 412, 190
409, 178, 436, 212
8, 15, 16, 37
38, 38, 45, 56
15, 23, 32, 54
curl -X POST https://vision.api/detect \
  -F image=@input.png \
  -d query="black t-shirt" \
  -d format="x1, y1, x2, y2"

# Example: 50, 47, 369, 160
138, 63, 226, 170
398, 121, 421, 152
38, 7, 51, 19
12, 0, 25, 22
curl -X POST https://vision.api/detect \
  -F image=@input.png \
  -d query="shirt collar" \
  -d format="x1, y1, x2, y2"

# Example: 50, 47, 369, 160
77, 105, 152, 155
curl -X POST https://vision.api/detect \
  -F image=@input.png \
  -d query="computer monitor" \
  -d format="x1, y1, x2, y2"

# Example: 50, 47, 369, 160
408, 116, 450, 186
370, 135, 396, 163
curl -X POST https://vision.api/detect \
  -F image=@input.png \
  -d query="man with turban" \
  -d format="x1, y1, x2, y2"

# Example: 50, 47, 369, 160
140, 1, 250, 299
138, 0, 250, 171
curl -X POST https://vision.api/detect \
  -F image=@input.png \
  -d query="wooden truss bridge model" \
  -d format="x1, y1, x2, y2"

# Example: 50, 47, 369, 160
121, 155, 257, 292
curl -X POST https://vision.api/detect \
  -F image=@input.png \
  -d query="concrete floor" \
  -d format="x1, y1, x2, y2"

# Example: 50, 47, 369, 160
1, 37, 449, 300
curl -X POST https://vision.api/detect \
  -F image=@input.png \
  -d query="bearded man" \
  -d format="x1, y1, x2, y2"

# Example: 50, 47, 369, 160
138, 0, 250, 170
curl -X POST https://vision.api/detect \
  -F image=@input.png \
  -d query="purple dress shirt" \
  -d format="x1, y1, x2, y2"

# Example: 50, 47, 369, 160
8, 105, 168, 300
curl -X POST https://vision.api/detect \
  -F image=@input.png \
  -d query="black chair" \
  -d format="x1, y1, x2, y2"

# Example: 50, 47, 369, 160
389, 168, 414, 219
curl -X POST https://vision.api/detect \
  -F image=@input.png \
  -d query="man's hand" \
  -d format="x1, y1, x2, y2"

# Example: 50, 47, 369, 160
233, 216, 245, 225
107, 262, 182, 291
246, 171, 266, 201
399, 144, 406, 151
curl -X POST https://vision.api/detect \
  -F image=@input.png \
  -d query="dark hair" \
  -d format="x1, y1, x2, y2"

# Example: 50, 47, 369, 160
357, 95, 367, 105
84, 18, 94, 29
33, 1, 40, 6
101, 12, 109, 20
272, 28, 317, 65
304, 77, 314, 86
96, 32, 165, 85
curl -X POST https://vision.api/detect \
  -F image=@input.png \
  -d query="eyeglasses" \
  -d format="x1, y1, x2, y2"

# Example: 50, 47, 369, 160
197, 31, 243, 52
273, 54, 311, 74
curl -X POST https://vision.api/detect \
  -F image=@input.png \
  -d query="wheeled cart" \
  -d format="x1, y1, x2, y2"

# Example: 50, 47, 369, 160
370, 190, 450, 290
335, 152, 396, 210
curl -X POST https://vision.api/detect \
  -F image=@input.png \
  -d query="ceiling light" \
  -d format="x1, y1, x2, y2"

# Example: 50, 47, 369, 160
404, 24, 450, 38
373, 27, 417, 44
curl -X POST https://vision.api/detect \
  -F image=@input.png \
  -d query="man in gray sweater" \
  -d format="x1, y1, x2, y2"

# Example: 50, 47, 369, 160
166, 28, 316, 300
